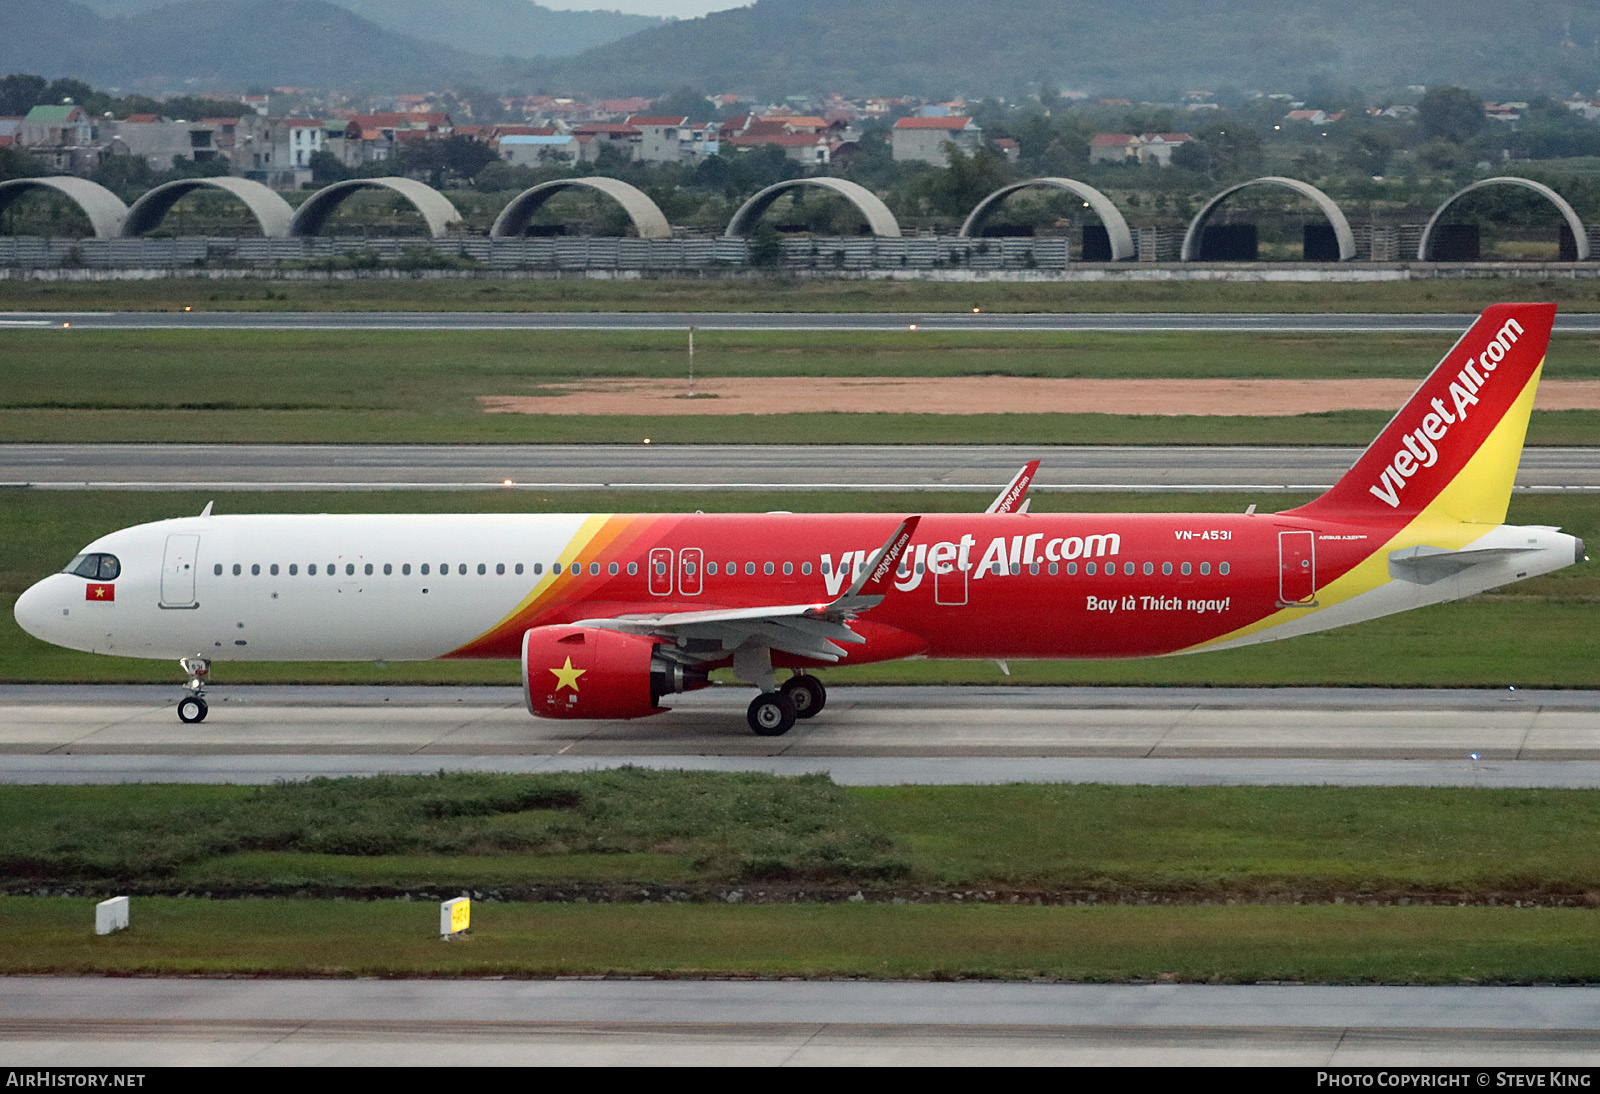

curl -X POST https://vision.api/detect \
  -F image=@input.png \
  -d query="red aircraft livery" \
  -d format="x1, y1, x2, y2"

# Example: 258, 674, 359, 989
13, 304, 1586, 733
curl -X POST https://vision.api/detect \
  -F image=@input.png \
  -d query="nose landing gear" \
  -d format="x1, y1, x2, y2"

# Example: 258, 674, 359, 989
177, 657, 210, 723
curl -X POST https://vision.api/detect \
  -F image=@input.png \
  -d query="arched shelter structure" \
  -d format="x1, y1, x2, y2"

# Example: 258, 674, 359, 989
724, 178, 900, 238
958, 178, 1135, 260
120, 177, 294, 238
1417, 177, 1589, 261
491, 177, 670, 239
0, 177, 128, 238
1181, 176, 1355, 261
288, 177, 461, 238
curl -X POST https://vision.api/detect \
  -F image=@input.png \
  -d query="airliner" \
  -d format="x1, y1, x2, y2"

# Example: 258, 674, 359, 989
14, 304, 1584, 735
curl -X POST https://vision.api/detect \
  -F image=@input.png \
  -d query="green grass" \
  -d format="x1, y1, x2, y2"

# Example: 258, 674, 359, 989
4, 328, 1596, 443
10, 276, 1600, 313
0, 771, 899, 888
8, 897, 1600, 982
8, 775, 1600, 981
8, 774, 1600, 982
3, 488, 1594, 687
7, 776, 1600, 900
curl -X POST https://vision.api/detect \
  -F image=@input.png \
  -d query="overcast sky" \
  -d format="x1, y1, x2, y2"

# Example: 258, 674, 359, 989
543, 2, 751, 18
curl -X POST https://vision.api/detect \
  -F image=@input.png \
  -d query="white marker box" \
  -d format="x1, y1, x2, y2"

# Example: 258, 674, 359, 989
441, 897, 470, 939
96, 896, 129, 936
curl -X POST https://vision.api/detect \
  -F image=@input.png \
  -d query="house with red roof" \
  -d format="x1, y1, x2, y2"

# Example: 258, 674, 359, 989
891, 115, 983, 165
627, 115, 691, 162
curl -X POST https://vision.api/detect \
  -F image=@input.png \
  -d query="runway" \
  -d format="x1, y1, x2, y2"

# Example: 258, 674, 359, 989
8, 442, 1600, 492
5, 685, 1599, 786
6, 978, 1600, 1066
12, 309, 1600, 333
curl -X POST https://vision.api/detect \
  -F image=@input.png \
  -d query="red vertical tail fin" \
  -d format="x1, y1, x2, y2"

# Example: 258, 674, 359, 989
1284, 303, 1555, 527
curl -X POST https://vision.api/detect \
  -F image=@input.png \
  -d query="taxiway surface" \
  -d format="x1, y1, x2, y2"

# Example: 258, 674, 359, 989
7, 442, 1600, 492
5, 685, 1598, 787
7, 978, 1600, 1066
12, 309, 1600, 333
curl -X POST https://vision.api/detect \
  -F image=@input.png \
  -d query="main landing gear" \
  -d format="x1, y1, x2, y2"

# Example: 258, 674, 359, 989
745, 673, 827, 737
177, 657, 210, 723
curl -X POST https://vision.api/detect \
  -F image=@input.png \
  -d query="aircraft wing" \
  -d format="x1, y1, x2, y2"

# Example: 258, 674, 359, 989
986, 460, 1039, 514
574, 517, 921, 664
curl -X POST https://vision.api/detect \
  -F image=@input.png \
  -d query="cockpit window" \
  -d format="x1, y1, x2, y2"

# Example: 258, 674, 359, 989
64, 553, 121, 581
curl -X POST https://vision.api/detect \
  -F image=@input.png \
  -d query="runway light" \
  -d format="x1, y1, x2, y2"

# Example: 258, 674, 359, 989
972, 307, 980, 313
503, 479, 514, 486
184, 306, 192, 312
643, 438, 651, 444
62, 322, 69, 328
908, 323, 917, 331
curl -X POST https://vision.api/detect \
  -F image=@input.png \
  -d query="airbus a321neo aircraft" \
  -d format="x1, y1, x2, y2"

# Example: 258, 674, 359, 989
14, 303, 1585, 735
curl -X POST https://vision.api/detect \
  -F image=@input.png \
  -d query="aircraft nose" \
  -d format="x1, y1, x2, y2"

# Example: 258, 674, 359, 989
13, 576, 63, 643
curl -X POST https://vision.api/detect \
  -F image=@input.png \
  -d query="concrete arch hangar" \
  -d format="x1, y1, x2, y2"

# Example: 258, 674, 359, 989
724, 177, 901, 238
288, 177, 462, 237
120, 177, 294, 238
958, 178, 1135, 260
490, 177, 671, 239
0, 176, 128, 238
1418, 177, 1589, 261
1181, 176, 1355, 261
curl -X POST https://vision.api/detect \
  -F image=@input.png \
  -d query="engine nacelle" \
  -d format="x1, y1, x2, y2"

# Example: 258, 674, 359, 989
521, 625, 705, 720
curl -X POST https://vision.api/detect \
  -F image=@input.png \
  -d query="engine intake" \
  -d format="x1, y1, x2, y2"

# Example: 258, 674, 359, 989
522, 625, 706, 720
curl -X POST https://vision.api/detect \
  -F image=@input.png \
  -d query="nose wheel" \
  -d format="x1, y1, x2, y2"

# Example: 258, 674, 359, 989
177, 657, 210, 723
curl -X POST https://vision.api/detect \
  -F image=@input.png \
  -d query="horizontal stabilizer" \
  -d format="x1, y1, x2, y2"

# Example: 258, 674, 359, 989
1387, 544, 1540, 585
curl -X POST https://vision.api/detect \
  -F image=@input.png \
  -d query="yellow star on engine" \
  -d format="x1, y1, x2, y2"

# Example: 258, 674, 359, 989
550, 656, 586, 692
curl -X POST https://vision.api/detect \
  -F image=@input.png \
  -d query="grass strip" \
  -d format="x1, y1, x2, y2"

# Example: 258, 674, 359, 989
10, 276, 1600, 314
7, 897, 1600, 983
3, 327, 1598, 444
6, 777, 1600, 903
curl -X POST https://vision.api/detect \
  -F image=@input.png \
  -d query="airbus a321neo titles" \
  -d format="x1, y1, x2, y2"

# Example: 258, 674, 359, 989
14, 304, 1586, 735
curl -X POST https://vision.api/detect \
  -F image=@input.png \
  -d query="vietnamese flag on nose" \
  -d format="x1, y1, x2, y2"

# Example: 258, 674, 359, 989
86, 583, 115, 601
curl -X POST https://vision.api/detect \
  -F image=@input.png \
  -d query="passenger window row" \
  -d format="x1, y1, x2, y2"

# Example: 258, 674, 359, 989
988, 560, 1231, 577
209, 557, 1232, 580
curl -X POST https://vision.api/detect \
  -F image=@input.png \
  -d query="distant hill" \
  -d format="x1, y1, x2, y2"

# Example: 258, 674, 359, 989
526, 0, 1600, 98
75, 0, 661, 59
11, 0, 1599, 101
1, 0, 501, 92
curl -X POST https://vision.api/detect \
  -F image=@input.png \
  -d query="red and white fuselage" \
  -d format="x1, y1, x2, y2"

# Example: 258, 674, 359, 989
13, 304, 1585, 731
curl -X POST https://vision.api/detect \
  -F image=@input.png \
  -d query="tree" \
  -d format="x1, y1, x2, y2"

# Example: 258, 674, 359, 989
0, 74, 48, 116
1345, 130, 1397, 176
308, 150, 351, 185
1418, 86, 1485, 143
920, 143, 1010, 220
652, 86, 715, 124
90, 154, 155, 195
1172, 121, 1262, 180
